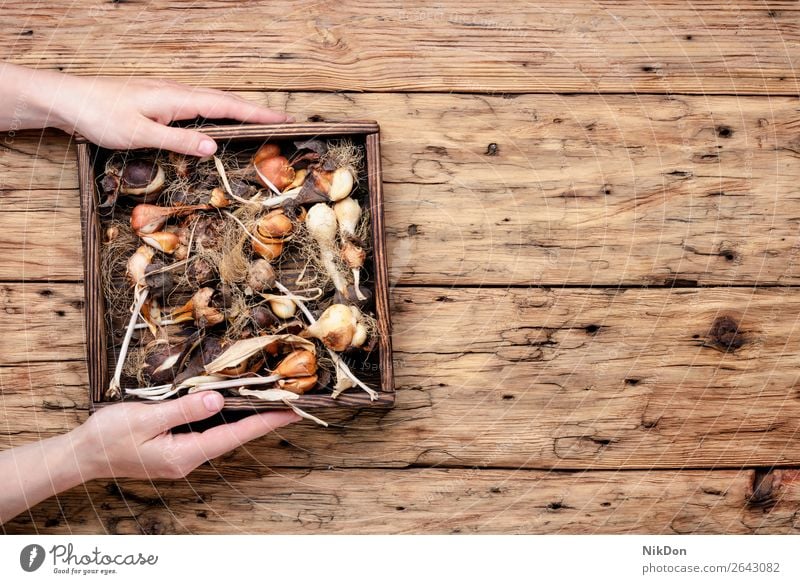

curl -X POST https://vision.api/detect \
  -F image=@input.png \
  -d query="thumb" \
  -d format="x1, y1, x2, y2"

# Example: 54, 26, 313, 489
137, 120, 218, 157
152, 391, 225, 432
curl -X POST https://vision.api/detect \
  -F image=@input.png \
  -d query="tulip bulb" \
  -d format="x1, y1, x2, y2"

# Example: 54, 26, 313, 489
143, 261, 175, 293
306, 203, 349, 296
209, 187, 231, 208
333, 197, 360, 237
104, 226, 119, 244
131, 203, 208, 235
278, 375, 318, 394
286, 168, 308, 191
252, 238, 284, 261
352, 322, 368, 348
333, 197, 366, 300
251, 305, 279, 329
264, 295, 296, 319
253, 143, 281, 164
256, 209, 294, 240
171, 287, 224, 327
99, 159, 165, 208
253, 144, 295, 191
119, 160, 166, 198
306, 203, 338, 242
140, 231, 181, 254
342, 241, 367, 301
142, 341, 184, 385
247, 259, 277, 292
127, 245, 155, 288
328, 168, 354, 202
186, 257, 216, 286
304, 303, 358, 352
274, 350, 318, 378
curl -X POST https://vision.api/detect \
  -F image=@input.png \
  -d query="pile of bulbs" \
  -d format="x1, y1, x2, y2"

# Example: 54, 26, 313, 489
99, 139, 379, 425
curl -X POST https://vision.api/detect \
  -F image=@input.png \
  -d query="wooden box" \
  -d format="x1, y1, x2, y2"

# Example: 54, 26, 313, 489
77, 122, 394, 412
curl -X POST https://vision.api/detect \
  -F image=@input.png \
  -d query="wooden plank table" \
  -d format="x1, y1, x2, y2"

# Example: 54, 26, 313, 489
3, 1, 800, 534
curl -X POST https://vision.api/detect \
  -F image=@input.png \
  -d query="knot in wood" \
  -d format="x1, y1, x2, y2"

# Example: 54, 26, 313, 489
715, 125, 733, 138
709, 315, 745, 352
747, 469, 778, 510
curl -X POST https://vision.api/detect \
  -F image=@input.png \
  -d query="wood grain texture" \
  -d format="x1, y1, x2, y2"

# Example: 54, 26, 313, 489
0, 130, 78, 191
1, 1, 798, 94
4, 467, 800, 534
0, 361, 89, 439
0, 188, 81, 280
0, 283, 85, 365
4, 92, 800, 285
1, 2, 799, 534
4, 283, 800, 470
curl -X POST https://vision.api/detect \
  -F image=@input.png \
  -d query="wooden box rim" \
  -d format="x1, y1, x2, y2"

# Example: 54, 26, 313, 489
77, 121, 394, 412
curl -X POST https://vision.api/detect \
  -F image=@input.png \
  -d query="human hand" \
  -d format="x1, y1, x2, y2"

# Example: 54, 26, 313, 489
73, 392, 299, 480
2, 65, 293, 154
51, 76, 293, 156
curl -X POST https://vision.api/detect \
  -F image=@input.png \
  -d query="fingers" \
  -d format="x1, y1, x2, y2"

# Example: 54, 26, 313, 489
151, 392, 226, 433
176, 410, 300, 463
138, 119, 219, 157
172, 89, 294, 125
131, 82, 293, 155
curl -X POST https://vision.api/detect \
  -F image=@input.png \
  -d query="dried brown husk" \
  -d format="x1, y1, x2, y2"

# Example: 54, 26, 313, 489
204, 334, 315, 374
237, 387, 301, 401
174, 336, 224, 385
140, 338, 186, 385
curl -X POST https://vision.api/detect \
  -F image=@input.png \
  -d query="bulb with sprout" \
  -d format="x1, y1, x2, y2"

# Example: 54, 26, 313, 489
334, 197, 367, 300
107, 245, 154, 399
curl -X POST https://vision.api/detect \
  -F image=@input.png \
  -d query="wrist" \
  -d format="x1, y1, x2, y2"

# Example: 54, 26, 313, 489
27, 68, 74, 132
0, 64, 68, 131
66, 422, 102, 483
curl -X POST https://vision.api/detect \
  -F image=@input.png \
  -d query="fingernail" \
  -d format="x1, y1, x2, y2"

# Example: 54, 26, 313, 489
285, 115, 296, 123
198, 139, 217, 156
203, 392, 223, 412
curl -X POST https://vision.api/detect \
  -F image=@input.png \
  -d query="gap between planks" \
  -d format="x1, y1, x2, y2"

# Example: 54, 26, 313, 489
1, 280, 799, 290
196, 462, 797, 473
